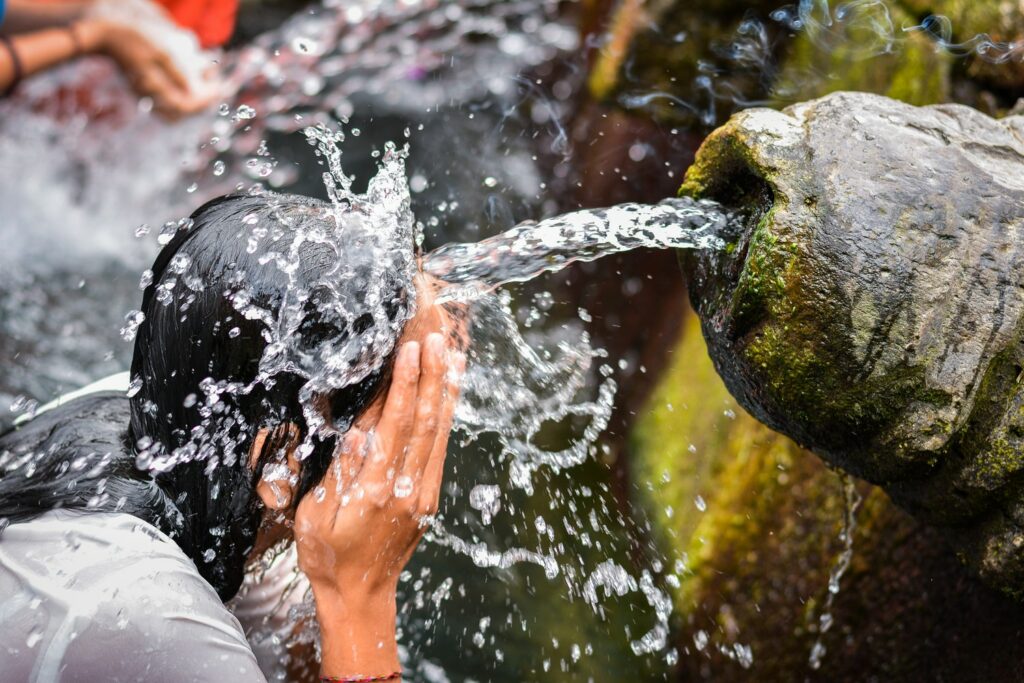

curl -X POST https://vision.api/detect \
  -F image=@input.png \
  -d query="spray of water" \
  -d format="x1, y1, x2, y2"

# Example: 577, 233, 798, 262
807, 473, 863, 671
422, 197, 726, 294
198, 120, 732, 671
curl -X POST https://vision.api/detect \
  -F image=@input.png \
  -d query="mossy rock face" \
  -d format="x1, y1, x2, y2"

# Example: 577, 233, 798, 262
631, 314, 1024, 680
678, 91, 1024, 594
774, 2, 952, 106
900, 0, 1024, 92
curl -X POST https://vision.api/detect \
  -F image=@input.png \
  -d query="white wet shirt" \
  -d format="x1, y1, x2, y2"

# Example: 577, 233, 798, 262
0, 510, 268, 682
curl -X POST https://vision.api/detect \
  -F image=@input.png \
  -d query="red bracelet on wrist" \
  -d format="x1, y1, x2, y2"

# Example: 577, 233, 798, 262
319, 673, 401, 682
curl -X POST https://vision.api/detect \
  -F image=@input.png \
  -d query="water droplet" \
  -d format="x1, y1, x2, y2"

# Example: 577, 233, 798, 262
409, 174, 428, 193
169, 253, 192, 274
393, 475, 414, 498
26, 627, 43, 648
120, 310, 146, 342
469, 484, 501, 524
10, 395, 39, 420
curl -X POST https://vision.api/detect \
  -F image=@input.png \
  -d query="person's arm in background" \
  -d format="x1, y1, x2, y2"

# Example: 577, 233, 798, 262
0, 0, 86, 32
0, 0, 210, 117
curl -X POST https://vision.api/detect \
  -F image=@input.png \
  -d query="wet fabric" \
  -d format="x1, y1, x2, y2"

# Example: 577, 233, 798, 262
0, 510, 267, 682
231, 545, 311, 680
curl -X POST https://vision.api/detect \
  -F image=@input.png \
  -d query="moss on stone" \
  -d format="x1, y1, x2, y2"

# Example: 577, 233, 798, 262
775, 8, 951, 107
899, 0, 1024, 92
629, 313, 1024, 680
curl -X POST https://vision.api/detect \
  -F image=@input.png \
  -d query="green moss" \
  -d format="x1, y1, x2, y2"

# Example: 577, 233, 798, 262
630, 314, 742, 550
885, 32, 950, 104
968, 438, 1024, 489
774, 4, 951, 106
629, 314, 1024, 680
586, 0, 643, 101
630, 313, 849, 616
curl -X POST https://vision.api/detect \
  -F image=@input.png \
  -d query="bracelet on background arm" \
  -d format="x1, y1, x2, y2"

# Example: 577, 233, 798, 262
0, 34, 23, 97
320, 673, 401, 683
66, 23, 82, 56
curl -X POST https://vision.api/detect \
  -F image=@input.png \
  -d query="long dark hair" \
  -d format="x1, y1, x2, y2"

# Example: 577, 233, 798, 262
0, 192, 412, 600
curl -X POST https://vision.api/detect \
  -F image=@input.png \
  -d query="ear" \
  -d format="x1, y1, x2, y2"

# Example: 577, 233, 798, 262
250, 424, 301, 511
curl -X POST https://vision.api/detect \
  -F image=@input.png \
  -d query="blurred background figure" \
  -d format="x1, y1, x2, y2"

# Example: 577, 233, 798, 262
0, 0, 225, 117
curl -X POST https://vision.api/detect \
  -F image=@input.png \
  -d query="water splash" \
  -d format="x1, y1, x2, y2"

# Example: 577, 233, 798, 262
808, 473, 863, 671
422, 197, 727, 295
198, 117, 733, 675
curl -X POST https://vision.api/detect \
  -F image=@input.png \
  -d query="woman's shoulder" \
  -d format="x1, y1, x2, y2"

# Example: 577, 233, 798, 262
2, 509, 219, 604
0, 511, 266, 681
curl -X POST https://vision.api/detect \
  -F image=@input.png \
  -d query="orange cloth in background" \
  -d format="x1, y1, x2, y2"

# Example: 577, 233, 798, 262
156, 0, 239, 48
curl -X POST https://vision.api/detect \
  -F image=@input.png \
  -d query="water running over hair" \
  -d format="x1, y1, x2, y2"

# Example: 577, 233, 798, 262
220, 123, 734, 669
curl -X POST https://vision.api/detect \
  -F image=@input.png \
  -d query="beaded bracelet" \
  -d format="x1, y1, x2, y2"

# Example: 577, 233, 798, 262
319, 673, 401, 682
0, 35, 23, 98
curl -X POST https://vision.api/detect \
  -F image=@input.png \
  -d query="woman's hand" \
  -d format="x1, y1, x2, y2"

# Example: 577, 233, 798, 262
75, 18, 212, 118
295, 332, 464, 678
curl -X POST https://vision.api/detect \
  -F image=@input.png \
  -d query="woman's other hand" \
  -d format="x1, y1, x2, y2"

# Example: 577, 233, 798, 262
75, 19, 213, 118
295, 332, 465, 678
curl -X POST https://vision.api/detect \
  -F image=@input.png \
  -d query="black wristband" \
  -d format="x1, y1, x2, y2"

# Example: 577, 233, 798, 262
0, 35, 24, 98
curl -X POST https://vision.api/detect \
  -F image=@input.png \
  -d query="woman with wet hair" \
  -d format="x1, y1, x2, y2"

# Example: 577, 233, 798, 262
0, 192, 465, 682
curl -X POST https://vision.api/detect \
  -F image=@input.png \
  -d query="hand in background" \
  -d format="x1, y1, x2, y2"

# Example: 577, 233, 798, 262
76, 19, 213, 118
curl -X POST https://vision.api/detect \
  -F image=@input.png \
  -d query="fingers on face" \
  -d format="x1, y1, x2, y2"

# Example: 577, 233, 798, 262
360, 340, 421, 486
295, 428, 366, 534
400, 332, 446, 482
417, 348, 466, 516
342, 327, 465, 518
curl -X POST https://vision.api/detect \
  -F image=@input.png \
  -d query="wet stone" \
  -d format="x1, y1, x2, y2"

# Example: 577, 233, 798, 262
680, 91, 1024, 595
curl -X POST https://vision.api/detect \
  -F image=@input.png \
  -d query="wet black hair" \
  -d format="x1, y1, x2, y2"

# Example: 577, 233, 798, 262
0, 192, 411, 600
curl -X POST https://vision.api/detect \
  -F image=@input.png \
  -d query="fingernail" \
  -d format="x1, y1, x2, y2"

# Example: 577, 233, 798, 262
401, 341, 420, 364
427, 332, 444, 353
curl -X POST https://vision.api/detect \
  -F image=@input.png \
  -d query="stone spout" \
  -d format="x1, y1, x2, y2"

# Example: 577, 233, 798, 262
679, 91, 1024, 595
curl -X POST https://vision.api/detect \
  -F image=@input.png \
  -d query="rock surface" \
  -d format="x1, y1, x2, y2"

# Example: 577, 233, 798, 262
679, 91, 1024, 595
631, 314, 1024, 680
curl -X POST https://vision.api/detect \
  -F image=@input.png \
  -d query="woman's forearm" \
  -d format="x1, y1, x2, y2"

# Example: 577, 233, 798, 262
0, 19, 112, 93
1, 0, 91, 34
312, 583, 401, 680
